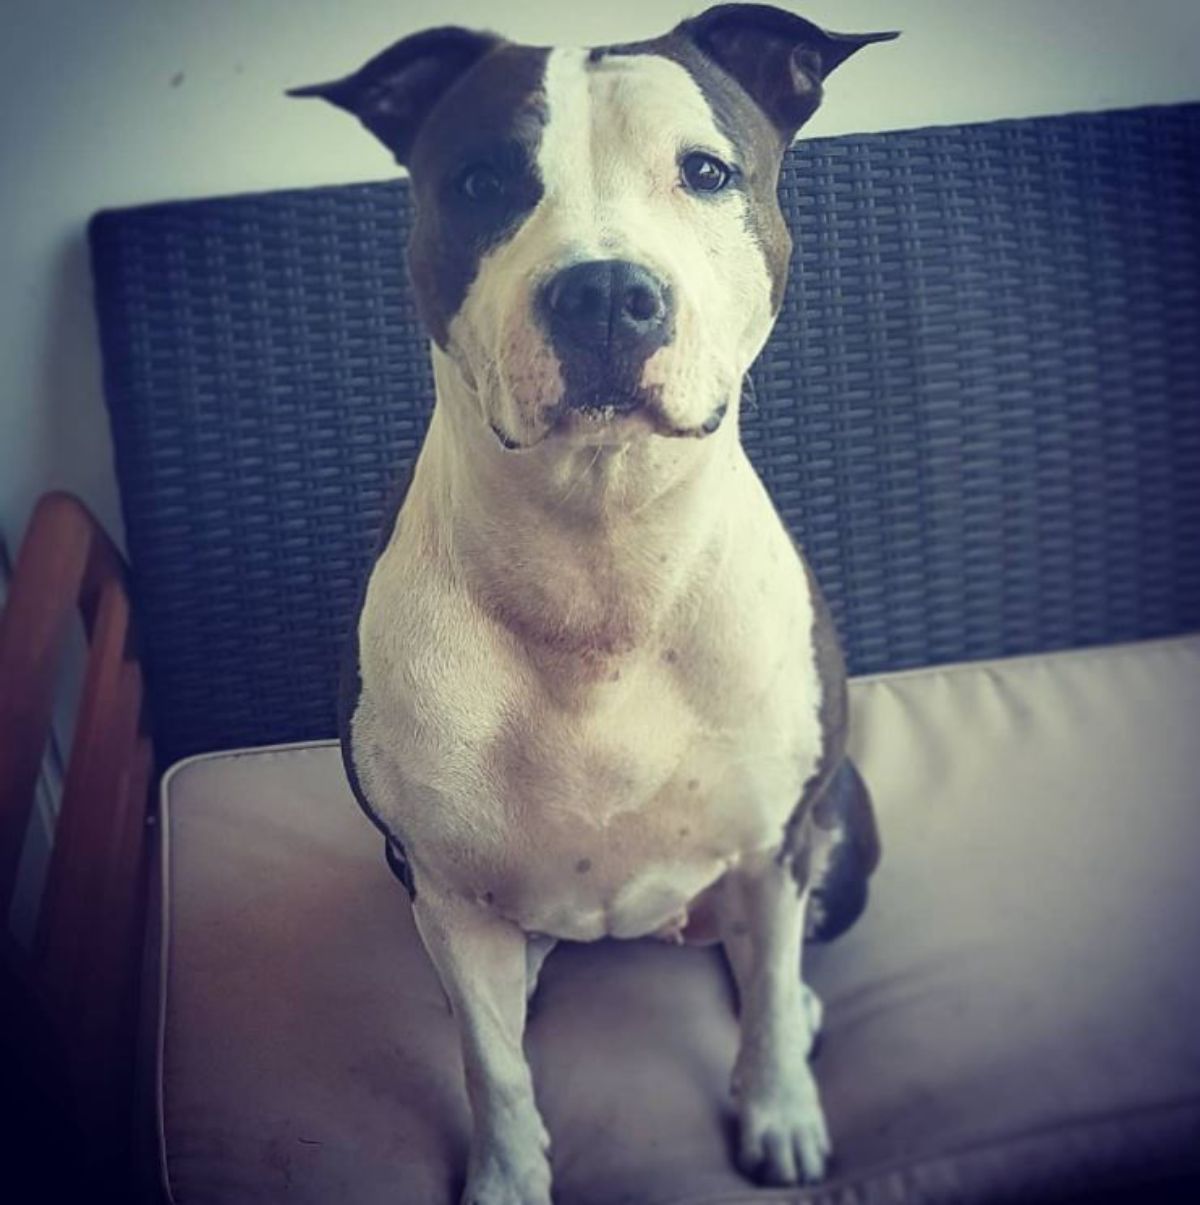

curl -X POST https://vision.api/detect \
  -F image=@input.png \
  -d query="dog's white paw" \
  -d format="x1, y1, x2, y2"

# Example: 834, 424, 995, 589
461, 1156, 552, 1205
461, 1128, 552, 1205
735, 1063, 831, 1186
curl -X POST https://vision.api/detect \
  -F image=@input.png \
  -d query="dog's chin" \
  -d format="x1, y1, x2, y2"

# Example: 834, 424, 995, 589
551, 405, 657, 447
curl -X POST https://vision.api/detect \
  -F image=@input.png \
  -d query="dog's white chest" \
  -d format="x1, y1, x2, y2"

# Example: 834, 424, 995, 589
469, 655, 815, 940
351, 467, 824, 942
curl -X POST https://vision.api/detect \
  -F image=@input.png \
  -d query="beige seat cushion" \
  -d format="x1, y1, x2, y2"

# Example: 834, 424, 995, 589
156, 636, 1200, 1203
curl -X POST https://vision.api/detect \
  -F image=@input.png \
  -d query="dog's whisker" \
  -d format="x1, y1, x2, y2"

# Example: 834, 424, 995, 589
741, 372, 759, 414
560, 443, 605, 506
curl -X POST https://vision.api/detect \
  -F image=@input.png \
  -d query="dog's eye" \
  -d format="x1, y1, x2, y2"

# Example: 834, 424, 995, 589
680, 152, 733, 194
458, 164, 504, 203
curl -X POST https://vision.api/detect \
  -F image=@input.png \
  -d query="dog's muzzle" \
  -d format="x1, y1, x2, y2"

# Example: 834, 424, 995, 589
539, 259, 673, 412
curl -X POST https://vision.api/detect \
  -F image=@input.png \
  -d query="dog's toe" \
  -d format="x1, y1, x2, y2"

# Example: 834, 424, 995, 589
737, 1072, 831, 1186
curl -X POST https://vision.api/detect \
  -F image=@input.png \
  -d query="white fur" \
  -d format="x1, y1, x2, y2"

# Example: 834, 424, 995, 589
350, 46, 830, 1203
719, 857, 830, 1184
412, 878, 552, 1205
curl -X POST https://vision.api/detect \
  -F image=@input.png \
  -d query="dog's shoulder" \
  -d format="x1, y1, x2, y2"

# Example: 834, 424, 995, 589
339, 462, 418, 896
778, 548, 882, 942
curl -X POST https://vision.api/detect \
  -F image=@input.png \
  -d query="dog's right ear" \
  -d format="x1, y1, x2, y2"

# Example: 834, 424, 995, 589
678, 5, 898, 142
287, 26, 502, 165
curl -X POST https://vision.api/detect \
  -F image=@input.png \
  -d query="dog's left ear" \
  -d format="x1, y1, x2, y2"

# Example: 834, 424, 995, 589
678, 4, 898, 141
287, 26, 502, 165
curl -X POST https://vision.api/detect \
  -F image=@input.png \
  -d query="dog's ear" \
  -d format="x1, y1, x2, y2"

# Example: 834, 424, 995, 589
287, 26, 502, 165
678, 4, 898, 140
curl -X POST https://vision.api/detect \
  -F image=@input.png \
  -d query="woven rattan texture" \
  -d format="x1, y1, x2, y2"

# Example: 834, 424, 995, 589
90, 104, 1200, 764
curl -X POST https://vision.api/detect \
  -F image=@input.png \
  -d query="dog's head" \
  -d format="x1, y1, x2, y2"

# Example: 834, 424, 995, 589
291, 5, 896, 452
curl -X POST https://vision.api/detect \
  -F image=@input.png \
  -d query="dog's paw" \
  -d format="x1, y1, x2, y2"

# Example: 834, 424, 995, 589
735, 1065, 831, 1186
461, 1146, 553, 1205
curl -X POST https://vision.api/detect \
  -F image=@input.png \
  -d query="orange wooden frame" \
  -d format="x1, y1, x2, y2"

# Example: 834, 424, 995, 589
0, 491, 154, 1189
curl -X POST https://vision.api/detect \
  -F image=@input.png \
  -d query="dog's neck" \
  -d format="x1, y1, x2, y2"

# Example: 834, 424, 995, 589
416, 346, 748, 662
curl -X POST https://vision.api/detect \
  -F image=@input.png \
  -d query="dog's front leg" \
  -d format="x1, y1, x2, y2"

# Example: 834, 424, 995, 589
412, 881, 552, 1205
718, 849, 830, 1186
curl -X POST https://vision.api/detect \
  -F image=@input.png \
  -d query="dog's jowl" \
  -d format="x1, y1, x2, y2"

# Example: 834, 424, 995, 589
292, 5, 895, 1201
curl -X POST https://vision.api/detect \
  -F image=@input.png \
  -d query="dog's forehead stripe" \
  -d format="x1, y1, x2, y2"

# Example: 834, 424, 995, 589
539, 47, 736, 189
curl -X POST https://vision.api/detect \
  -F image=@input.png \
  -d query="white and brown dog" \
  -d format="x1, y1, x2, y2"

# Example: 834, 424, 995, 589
291, 6, 893, 1202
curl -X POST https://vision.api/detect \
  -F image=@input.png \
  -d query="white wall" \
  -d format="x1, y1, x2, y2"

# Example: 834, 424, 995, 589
2, 0, 1200, 553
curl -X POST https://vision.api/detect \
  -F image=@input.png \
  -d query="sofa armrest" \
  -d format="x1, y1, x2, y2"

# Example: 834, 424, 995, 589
0, 490, 154, 1181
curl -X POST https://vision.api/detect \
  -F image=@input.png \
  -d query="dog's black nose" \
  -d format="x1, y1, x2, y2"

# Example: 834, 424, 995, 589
541, 260, 671, 355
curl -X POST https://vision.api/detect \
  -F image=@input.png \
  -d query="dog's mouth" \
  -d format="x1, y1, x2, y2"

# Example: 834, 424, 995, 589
490, 394, 728, 452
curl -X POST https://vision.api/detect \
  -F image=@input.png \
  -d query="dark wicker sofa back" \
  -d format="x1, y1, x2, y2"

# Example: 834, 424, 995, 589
89, 104, 1200, 767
